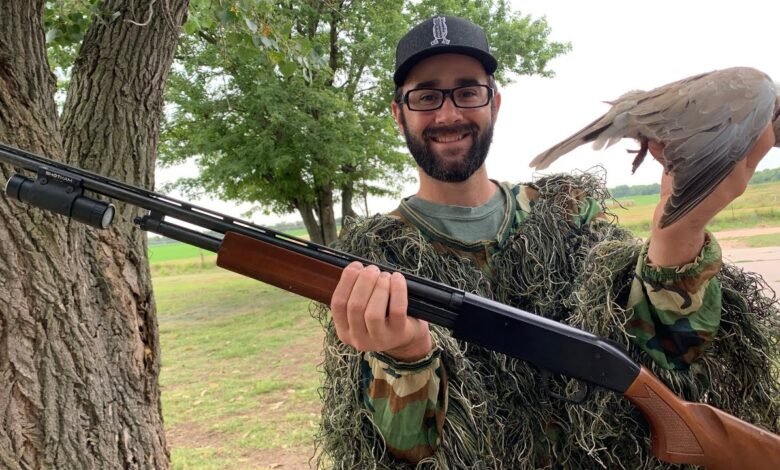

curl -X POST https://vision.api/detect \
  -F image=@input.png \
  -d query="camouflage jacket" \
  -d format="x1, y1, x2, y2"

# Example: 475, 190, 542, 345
360, 181, 723, 463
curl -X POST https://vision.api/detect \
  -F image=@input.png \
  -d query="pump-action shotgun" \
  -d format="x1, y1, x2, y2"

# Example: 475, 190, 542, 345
1, 142, 779, 469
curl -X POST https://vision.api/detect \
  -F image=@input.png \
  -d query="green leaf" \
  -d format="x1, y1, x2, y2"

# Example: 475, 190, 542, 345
244, 17, 258, 34
216, 7, 238, 24
237, 46, 258, 62
183, 18, 200, 35
278, 60, 296, 77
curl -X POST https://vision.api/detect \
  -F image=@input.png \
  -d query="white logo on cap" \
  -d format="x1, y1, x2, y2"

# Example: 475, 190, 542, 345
431, 17, 450, 46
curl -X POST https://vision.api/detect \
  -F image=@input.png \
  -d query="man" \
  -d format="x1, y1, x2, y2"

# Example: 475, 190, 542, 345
315, 15, 779, 468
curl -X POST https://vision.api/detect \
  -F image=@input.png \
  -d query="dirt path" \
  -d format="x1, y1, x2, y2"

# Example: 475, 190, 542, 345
722, 245, 780, 294
700, 226, 780, 249
707, 227, 780, 293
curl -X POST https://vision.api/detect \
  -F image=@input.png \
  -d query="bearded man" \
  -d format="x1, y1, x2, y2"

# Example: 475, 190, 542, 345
314, 15, 780, 469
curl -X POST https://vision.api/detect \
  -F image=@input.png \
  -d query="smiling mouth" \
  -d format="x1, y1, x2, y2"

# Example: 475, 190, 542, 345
430, 133, 470, 144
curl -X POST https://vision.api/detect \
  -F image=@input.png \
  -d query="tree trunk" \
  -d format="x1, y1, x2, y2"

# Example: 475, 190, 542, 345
340, 181, 358, 222
296, 198, 325, 244
316, 185, 338, 246
0, 1, 187, 468
295, 188, 338, 245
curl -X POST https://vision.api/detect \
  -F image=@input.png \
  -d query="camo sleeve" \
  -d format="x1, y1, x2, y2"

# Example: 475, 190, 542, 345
626, 232, 723, 370
361, 348, 447, 462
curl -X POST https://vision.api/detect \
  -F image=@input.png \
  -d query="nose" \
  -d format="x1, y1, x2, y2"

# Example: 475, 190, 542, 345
433, 93, 464, 125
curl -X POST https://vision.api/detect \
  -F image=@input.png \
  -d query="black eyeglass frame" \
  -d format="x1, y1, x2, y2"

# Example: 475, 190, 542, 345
401, 85, 494, 111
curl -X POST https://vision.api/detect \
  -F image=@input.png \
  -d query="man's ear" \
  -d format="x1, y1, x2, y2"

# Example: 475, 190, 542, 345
391, 100, 404, 133
492, 90, 502, 120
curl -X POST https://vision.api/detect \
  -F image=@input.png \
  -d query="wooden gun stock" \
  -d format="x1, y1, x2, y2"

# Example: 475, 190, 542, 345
217, 232, 780, 469
625, 367, 780, 469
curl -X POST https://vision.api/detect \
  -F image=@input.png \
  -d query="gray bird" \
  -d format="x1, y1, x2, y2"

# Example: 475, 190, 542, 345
529, 67, 779, 228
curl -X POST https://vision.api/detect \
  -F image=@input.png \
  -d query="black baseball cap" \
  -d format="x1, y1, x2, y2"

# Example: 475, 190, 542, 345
394, 15, 498, 86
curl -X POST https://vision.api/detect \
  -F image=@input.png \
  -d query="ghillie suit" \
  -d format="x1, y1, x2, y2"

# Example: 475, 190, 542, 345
312, 172, 780, 469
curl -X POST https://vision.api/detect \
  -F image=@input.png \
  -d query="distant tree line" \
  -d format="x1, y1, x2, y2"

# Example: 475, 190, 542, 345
748, 166, 780, 184
270, 220, 309, 232
609, 166, 780, 198
609, 183, 662, 198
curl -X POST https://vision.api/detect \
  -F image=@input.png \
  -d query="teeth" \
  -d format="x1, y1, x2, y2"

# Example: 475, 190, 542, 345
432, 133, 467, 143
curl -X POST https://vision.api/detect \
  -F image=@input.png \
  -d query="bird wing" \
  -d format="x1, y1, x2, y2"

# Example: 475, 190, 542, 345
652, 68, 776, 227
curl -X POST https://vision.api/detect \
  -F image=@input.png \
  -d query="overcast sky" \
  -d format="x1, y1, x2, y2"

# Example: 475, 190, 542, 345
158, 0, 780, 225
491, 0, 780, 186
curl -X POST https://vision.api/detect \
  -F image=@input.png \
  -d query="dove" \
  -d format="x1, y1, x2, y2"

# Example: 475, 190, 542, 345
529, 67, 779, 228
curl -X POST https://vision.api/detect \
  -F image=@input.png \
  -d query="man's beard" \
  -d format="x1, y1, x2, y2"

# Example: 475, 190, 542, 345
400, 110, 494, 183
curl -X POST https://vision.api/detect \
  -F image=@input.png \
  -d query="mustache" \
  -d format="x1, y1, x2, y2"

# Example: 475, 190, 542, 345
423, 123, 479, 139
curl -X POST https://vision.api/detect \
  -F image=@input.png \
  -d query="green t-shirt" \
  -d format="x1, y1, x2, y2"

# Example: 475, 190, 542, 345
402, 185, 507, 244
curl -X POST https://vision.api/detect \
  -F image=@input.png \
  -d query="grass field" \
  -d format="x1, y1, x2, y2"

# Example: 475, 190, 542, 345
739, 232, 780, 248
608, 180, 780, 237
154, 262, 322, 469
149, 243, 207, 262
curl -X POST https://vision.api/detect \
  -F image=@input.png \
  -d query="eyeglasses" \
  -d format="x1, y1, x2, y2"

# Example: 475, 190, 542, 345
402, 85, 493, 111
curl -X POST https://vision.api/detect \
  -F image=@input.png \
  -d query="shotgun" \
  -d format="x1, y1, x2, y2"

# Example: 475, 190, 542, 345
1, 141, 778, 469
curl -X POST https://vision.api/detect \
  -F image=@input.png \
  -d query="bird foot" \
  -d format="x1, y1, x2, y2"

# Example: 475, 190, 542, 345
626, 138, 649, 174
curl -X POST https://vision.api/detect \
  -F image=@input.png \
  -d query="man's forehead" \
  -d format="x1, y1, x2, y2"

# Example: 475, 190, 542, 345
409, 77, 485, 89
403, 53, 488, 88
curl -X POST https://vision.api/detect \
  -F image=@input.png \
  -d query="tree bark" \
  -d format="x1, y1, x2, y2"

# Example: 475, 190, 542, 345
316, 185, 338, 246
340, 179, 359, 223
295, 198, 325, 244
295, 187, 339, 245
0, 1, 187, 468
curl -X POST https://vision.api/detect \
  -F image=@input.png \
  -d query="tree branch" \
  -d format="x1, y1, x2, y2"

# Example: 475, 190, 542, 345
124, 0, 157, 27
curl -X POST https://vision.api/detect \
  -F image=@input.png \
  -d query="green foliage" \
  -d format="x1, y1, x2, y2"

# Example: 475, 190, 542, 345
749, 166, 780, 184
407, 0, 571, 82
160, 0, 571, 241
44, 0, 97, 70
44, 0, 129, 84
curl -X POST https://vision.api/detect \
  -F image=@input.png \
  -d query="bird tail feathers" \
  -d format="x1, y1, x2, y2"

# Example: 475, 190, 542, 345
528, 114, 612, 170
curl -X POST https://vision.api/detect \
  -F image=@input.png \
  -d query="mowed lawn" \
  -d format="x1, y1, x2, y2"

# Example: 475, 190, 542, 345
153, 252, 324, 469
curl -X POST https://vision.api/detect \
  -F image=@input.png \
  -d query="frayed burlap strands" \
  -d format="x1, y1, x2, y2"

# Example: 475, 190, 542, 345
313, 215, 502, 469
312, 173, 780, 469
